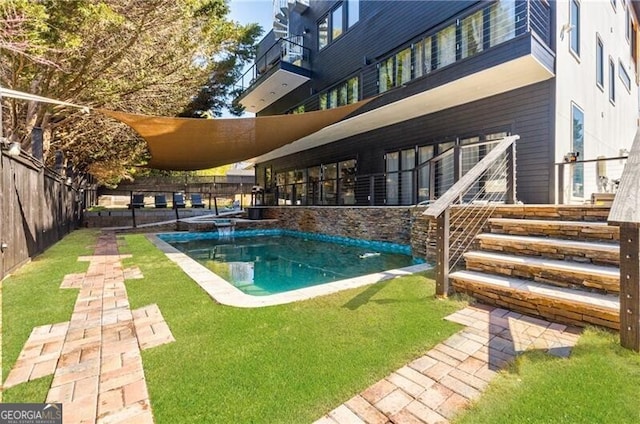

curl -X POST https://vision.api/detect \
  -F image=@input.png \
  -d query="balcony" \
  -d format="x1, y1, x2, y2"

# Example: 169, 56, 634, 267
235, 36, 311, 113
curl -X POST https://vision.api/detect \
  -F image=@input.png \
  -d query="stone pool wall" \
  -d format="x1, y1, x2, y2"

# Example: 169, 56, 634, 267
261, 207, 414, 246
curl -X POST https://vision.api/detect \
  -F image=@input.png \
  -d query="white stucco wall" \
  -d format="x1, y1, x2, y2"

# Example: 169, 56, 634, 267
554, 0, 639, 202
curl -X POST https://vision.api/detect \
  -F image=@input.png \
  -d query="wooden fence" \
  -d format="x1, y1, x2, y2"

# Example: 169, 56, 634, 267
0, 151, 97, 280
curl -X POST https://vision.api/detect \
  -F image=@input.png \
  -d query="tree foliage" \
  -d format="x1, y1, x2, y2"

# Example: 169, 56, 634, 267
0, 0, 262, 186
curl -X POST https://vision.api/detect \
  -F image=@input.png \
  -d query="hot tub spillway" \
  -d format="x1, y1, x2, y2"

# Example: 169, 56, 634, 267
215, 219, 235, 238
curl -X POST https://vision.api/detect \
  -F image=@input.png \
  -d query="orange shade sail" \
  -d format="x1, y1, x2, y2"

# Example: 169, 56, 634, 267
97, 100, 370, 171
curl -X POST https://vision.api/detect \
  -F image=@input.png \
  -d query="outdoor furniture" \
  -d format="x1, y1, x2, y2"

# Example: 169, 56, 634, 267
191, 193, 205, 208
128, 194, 145, 209
154, 195, 168, 208
173, 193, 186, 209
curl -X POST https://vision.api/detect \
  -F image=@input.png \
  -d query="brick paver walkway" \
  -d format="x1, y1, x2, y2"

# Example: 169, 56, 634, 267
4, 232, 174, 424
315, 304, 582, 424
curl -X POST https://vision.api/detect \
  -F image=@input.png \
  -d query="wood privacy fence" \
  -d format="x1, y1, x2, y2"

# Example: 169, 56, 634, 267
0, 151, 97, 280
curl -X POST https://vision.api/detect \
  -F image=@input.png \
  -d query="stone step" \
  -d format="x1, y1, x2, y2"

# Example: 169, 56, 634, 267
476, 233, 620, 266
488, 218, 619, 243
449, 270, 619, 329
463, 251, 620, 294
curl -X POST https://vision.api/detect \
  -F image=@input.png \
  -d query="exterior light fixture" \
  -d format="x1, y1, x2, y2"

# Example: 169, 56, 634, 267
269, 91, 276, 95
260, 98, 265, 102
282, 83, 288, 87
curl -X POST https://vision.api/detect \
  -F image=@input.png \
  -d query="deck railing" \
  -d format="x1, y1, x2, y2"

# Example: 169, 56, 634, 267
608, 128, 640, 352
422, 135, 519, 296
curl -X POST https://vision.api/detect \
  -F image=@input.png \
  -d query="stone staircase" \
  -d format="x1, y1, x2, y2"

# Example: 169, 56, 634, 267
449, 207, 620, 330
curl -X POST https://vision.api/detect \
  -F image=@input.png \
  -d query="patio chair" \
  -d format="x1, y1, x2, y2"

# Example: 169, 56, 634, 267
191, 193, 205, 208
128, 194, 145, 209
154, 194, 168, 208
173, 193, 186, 209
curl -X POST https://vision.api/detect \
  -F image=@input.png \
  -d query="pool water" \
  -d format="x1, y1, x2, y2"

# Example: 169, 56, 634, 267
167, 234, 416, 296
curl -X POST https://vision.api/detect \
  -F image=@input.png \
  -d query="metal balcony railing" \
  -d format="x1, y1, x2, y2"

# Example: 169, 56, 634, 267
234, 36, 310, 93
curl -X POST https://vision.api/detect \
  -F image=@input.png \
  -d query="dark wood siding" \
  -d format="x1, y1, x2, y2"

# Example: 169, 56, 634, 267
257, 80, 555, 204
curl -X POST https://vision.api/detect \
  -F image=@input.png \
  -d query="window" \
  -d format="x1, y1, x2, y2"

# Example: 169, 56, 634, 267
396, 48, 412, 85
348, 0, 359, 28
332, 5, 344, 41
609, 58, 616, 103
378, 56, 394, 93
571, 103, 584, 198
611, 0, 616, 10
570, 0, 580, 57
437, 25, 456, 69
462, 10, 484, 59
414, 37, 432, 78
490, 0, 516, 47
318, 16, 328, 49
292, 105, 305, 114
619, 60, 631, 91
596, 36, 604, 89
320, 76, 360, 109
318, 1, 359, 50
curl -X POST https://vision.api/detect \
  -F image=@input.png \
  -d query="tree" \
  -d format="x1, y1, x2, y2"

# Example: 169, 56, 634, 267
0, 0, 262, 185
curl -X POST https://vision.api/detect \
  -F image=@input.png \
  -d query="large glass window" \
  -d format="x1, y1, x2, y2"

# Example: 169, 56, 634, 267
462, 11, 484, 59
379, 57, 394, 93
396, 48, 412, 85
417, 145, 434, 202
414, 37, 432, 78
308, 166, 321, 204
596, 36, 604, 88
386, 152, 399, 205
490, 0, 516, 46
328, 89, 338, 109
339, 159, 357, 205
570, 0, 580, 57
571, 103, 584, 198
322, 163, 338, 205
347, 76, 359, 103
400, 149, 415, 205
348, 0, 359, 28
318, 16, 329, 50
320, 76, 359, 110
437, 25, 456, 69
332, 5, 344, 41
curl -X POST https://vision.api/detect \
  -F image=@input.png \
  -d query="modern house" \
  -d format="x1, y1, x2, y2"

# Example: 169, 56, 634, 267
235, 0, 639, 207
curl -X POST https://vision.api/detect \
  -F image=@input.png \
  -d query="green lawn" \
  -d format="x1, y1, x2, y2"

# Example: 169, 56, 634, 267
454, 327, 640, 424
4, 229, 640, 424
2, 229, 99, 402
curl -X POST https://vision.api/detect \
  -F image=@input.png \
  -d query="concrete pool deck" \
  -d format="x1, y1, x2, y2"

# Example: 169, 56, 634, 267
148, 233, 432, 308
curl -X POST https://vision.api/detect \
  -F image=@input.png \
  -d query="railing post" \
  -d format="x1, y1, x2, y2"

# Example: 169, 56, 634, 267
369, 176, 375, 206
429, 163, 436, 201
558, 162, 565, 204
506, 142, 516, 204
619, 223, 640, 352
436, 208, 450, 297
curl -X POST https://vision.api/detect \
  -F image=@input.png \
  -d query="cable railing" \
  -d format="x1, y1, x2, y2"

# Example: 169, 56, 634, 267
555, 155, 628, 204
234, 36, 310, 93
422, 135, 519, 296
608, 128, 640, 352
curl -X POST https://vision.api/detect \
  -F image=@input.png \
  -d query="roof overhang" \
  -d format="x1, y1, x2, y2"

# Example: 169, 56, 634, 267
238, 65, 311, 113
252, 54, 555, 164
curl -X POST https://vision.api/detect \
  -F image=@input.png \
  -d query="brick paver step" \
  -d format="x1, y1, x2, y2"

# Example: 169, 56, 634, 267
488, 218, 619, 242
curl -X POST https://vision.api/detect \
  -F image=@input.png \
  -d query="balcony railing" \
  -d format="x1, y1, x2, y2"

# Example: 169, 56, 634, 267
234, 36, 310, 93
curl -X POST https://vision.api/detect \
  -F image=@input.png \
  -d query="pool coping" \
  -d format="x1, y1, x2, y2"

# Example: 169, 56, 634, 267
147, 233, 432, 308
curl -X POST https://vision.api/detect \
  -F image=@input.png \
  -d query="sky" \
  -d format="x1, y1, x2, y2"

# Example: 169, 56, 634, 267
228, 0, 274, 30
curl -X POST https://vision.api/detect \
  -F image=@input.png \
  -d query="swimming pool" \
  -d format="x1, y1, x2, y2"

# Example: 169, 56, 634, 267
151, 230, 431, 307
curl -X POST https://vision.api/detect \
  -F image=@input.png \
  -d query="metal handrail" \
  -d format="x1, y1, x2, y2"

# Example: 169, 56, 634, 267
423, 135, 519, 219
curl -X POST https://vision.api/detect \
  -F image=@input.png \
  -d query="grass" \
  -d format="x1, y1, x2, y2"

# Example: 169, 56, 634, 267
454, 327, 640, 424
2, 229, 99, 402
119, 233, 465, 423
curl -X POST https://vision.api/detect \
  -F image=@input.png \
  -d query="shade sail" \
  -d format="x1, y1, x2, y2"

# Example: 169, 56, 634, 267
97, 100, 370, 171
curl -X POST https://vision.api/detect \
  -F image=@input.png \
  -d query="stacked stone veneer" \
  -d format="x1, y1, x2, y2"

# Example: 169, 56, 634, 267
262, 207, 413, 245
411, 205, 614, 262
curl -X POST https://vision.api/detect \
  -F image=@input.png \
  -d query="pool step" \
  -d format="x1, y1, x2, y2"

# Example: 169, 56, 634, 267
463, 251, 619, 294
449, 270, 619, 330
476, 233, 619, 266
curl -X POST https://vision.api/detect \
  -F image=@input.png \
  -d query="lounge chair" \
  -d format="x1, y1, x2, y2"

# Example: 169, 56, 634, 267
128, 194, 145, 209
154, 194, 168, 208
191, 193, 205, 208
173, 193, 186, 209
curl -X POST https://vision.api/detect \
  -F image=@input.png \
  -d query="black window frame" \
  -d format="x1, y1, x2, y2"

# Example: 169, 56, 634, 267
596, 35, 604, 90
569, 0, 581, 58
317, 0, 360, 51
609, 57, 616, 104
